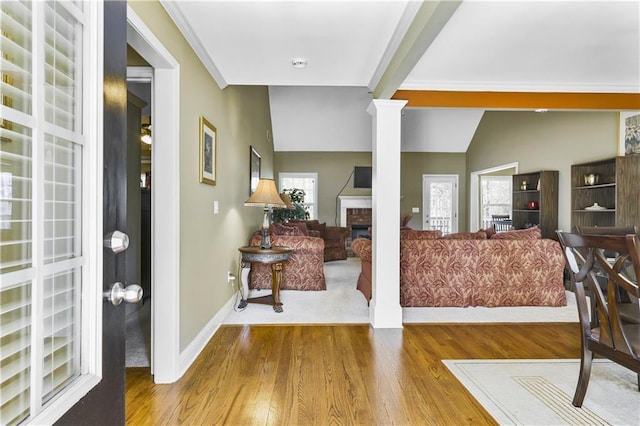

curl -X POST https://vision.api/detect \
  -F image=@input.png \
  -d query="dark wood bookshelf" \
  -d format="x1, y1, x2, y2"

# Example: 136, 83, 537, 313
571, 156, 640, 230
512, 170, 559, 239
615, 155, 640, 229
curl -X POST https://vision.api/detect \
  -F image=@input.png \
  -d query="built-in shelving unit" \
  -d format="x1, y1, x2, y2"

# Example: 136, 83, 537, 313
512, 170, 559, 239
571, 158, 616, 228
571, 156, 640, 230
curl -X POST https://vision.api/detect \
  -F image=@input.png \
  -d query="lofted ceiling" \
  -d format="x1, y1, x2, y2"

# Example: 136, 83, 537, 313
160, 0, 640, 152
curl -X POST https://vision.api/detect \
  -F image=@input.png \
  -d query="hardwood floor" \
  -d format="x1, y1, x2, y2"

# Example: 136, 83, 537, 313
126, 323, 581, 425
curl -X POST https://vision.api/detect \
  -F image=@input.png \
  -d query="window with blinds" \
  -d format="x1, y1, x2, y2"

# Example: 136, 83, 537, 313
279, 172, 318, 219
1, 1, 86, 424
480, 175, 512, 229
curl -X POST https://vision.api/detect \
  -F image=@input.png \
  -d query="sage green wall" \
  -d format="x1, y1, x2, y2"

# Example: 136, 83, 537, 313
273, 152, 467, 231
130, 1, 274, 351
401, 153, 467, 230
466, 111, 619, 232
274, 152, 372, 226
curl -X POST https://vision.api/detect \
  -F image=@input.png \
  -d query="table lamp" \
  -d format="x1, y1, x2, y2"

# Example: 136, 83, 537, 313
279, 192, 295, 209
244, 178, 286, 249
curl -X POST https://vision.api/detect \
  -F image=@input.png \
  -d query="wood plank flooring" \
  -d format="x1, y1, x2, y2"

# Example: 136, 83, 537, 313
126, 323, 581, 425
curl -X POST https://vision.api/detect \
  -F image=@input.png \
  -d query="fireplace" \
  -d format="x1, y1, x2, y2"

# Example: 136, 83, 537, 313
351, 224, 371, 240
344, 204, 372, 256
338, 196, 373, 255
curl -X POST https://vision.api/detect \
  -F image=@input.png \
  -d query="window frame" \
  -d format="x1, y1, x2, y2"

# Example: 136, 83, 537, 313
479, 175, 513, 229
278, 172, 318, 220
0, 1, 103, 424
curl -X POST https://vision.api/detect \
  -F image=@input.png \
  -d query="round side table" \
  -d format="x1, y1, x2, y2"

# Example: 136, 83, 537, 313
238, 245, 293, 313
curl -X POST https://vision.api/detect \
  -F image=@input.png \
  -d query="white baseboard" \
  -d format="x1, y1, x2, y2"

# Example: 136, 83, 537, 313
178, 292, 237, 377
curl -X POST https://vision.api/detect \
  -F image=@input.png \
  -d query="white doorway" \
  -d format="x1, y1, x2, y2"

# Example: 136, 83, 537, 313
422, 174, 458, 234
126, 7, 181, 383
125, 74, 152, 369
469, 162, 518, 231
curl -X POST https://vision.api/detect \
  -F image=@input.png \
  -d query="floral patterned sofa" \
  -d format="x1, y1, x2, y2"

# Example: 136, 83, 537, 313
351, 227, 567, 307
248, 231, 326, 291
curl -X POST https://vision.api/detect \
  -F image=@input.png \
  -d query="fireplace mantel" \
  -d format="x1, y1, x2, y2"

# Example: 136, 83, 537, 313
338, 196, 372, 227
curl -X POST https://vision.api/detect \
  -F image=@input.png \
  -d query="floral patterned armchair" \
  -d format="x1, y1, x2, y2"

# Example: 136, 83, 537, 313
248, 232, 326, 291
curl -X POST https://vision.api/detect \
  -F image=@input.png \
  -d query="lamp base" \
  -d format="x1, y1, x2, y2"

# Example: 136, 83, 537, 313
260, 228, 271, 250
260, 208, 271, 249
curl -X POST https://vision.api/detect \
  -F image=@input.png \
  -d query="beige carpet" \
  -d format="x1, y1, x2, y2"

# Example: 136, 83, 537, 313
223, 258, 578, 325
444, 359, 640, 425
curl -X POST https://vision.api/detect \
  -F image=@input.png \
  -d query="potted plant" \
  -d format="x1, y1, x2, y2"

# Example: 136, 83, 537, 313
271, 188, 310, 223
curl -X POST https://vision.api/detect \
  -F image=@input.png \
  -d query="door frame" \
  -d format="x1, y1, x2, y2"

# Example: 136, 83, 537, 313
422, 174, 459, 233
469, 162, 518, 231
126, 7, 181, 383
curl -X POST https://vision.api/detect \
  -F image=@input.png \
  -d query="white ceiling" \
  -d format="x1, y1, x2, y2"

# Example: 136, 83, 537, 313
160, 0, 640, 152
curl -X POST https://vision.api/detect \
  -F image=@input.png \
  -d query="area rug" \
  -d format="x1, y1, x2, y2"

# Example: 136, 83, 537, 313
223, 258, 579, 325
443, 359, 639, 425
223, 258, 369, 324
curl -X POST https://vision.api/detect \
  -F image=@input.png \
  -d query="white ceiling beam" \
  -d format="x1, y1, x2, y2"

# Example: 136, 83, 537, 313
373, 0, 461, 100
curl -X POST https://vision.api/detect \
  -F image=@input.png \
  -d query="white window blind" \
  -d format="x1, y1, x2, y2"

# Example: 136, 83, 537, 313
480, 175, 512, 229
1, 1, 85, 424
279, 172, 318, 220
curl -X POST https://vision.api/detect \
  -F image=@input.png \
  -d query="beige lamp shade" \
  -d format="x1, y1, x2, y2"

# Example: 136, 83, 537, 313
244, 178, 286, 208
279, 193, 295, 209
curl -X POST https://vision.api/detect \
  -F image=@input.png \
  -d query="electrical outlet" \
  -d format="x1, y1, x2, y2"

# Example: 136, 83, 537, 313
227, 271, 235, 283
412, 207, 420, 213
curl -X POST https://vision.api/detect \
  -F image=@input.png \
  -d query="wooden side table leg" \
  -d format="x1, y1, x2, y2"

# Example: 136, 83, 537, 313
271, 262, 284, 313
238, 261, 251, 309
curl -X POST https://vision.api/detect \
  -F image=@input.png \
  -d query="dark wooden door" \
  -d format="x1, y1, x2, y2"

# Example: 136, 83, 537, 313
56, 1, 128, 424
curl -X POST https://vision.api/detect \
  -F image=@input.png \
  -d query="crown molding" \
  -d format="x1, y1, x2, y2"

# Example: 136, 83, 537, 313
159, 0, 227, 89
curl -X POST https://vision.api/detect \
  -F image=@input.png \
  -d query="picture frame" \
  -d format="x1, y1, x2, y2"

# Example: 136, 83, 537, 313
249, 146, 261, 195
619, 111, 640, 156
199, 116, 216, 185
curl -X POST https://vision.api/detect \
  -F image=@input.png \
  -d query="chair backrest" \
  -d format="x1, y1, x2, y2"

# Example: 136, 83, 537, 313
573, 226, 640, 323
491, 215, 512, 232
556, 231, 640, 358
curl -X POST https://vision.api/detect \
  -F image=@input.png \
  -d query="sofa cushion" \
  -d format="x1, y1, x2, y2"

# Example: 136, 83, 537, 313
490, 226, 541, 240
270, 223, 304, 236
443, 231, 487, 240
400, 229, 442, 240
480, 226, 497, 239
284, 221, 309, 236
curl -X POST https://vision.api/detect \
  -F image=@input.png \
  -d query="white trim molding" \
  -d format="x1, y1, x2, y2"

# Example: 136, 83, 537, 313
469, 162, 518, 231
338, 196, 372, 227
159, 0, 227, 89
127, 5, 181, 384
179, 294, 236, 377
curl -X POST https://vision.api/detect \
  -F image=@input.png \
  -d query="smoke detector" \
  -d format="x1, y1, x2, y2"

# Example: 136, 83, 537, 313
291, 58, 308, 69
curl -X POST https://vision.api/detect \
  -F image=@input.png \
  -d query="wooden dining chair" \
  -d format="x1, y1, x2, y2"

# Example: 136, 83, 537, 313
574, 226, 640, 325
556, 231, 640, 407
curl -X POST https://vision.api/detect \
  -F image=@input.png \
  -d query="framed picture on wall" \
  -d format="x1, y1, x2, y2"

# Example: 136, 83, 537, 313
199, 116, 217, 185
250, 146, 261, 195
619, 111, 640, 156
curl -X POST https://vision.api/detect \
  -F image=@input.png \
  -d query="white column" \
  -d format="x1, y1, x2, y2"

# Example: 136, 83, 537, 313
367, 99, 406, 328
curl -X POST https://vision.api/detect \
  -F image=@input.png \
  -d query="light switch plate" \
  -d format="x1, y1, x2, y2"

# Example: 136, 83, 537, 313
214, 200, 219, 214
412, 207, 420, 213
